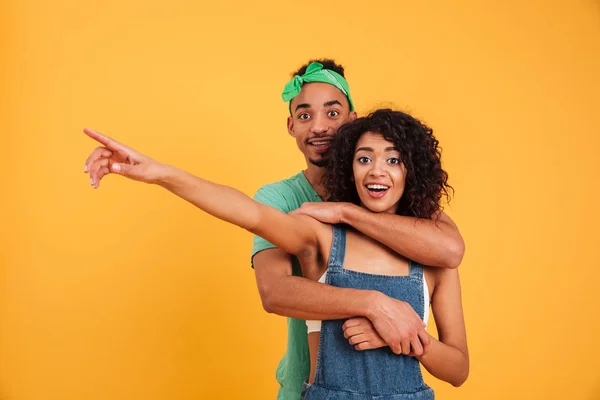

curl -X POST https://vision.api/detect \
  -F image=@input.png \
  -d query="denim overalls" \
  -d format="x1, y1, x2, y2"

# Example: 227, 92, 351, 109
302, 225, 434, 400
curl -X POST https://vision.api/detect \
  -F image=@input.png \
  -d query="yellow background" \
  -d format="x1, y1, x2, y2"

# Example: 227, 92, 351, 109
2, 1, 600, 399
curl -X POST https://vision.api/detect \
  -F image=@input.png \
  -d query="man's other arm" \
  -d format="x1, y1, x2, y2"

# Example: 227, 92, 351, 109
253, 249, 426, 355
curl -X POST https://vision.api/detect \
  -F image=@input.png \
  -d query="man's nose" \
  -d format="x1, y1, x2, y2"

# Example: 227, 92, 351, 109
310, 114, 328, 134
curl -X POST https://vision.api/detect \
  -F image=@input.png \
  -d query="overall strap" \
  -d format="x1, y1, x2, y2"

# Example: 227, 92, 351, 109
409, 260, 424, 280
327, 224, 347, 269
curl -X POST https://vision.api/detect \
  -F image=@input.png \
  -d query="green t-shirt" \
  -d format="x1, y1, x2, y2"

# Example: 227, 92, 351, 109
251, 171, 322, 400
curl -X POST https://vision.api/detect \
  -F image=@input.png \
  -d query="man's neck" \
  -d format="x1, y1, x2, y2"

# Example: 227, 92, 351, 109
303, 165, 327, 199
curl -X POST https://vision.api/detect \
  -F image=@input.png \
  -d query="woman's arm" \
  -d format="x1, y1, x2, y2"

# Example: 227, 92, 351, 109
83, 128, 319, 257
416, 268, 469, 387
158, 165, 320, 257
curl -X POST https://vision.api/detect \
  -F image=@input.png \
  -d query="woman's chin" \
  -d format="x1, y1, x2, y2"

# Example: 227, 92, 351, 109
359, 200, 390, 214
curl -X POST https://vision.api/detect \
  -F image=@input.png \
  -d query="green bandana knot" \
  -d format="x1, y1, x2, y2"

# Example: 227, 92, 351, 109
281, 62, 355, 111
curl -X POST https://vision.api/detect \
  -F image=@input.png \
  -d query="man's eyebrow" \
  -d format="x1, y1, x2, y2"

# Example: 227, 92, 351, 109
324, 100, 343, 107
294, 103, 311, 112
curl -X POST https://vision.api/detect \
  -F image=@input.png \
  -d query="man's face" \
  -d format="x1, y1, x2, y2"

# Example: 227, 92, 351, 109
287, 82, 357, 167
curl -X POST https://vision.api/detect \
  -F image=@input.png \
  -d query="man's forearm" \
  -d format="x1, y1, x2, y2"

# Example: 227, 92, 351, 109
260, 274, 379, 321
340, 204, 464, 268
254, 249, 426, 354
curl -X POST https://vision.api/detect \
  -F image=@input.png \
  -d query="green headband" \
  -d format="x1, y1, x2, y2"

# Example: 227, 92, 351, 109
282, 62, 355, 111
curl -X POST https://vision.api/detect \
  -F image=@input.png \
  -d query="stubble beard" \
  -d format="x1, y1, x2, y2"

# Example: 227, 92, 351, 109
308, 156, 330, 168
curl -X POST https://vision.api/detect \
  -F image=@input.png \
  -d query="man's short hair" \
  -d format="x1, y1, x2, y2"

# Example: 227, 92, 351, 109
291, 59, 345, 78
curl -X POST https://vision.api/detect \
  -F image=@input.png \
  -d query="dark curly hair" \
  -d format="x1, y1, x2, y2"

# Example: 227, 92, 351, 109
291, 58, 345, 77
325, 109, 452, 219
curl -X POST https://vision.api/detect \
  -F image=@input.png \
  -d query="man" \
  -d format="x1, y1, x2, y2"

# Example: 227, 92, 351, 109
251, 59, 464, 399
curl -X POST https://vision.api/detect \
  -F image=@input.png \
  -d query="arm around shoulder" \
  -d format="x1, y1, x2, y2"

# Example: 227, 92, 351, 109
340, 203, 465, 269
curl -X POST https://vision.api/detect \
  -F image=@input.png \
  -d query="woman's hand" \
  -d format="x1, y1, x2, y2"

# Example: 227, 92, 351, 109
344, 315, 431, 356
291, 202, 351, 224
343, 317, 388, 351
83, 128, 167, 188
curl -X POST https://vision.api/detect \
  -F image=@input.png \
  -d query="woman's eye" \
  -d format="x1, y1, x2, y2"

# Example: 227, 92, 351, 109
388, 158, 400, 165
358, 156, 371, 163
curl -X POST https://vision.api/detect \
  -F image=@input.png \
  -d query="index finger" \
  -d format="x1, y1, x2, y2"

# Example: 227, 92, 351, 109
83, 128, 128, 153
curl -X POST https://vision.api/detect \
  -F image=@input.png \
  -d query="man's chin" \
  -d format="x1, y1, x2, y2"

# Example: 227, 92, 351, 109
308, 157, 330, 168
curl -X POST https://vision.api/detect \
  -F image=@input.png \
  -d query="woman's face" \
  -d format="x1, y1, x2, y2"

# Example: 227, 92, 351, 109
352, 131, 407, 214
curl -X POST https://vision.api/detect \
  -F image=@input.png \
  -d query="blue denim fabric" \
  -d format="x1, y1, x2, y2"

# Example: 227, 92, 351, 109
303, 225, 434, 400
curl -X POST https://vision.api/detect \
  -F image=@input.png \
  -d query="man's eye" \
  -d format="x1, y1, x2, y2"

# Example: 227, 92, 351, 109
298, 113, 310, 120
358, 156, 371, 163
328, 110, 340, 117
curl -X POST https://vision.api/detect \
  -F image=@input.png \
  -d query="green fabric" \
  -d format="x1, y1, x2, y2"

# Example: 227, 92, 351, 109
251, 171, 322, 400
281, 62, 355, 111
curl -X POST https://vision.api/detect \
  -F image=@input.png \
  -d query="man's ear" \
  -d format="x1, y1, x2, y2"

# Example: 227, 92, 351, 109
287, 115, 295, 137
349, 110, 358, 121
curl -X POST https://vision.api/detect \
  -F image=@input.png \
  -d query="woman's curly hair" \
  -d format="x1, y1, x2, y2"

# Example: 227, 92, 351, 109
324, 109, 452, 219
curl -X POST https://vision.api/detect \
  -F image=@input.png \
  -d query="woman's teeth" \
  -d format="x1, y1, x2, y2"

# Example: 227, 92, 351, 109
367, 184, 389, 192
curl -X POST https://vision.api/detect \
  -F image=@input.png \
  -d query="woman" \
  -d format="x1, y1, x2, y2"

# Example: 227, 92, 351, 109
83, 109, 469, 399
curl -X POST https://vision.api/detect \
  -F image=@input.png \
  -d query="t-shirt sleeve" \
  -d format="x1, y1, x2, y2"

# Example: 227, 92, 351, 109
250, 184, 292, 267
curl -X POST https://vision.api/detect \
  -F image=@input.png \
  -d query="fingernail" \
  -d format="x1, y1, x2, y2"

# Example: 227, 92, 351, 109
112, 163, 121, 172
83, 164, 88, 172
90, 177, 94, 186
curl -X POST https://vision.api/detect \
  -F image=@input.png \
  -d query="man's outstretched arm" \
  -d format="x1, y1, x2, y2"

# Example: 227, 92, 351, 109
294, 203, 464, 268
253, 248, 428, 355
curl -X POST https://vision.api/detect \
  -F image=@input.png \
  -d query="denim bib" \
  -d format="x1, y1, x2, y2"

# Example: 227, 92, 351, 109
303, 225, 434, 399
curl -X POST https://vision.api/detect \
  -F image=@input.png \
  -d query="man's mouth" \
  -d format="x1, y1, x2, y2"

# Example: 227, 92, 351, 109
309, 138, 333, 153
